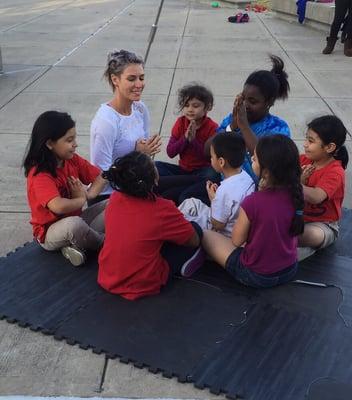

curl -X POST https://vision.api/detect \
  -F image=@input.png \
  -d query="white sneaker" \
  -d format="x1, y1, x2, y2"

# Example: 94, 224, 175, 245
61, 245, 86, 267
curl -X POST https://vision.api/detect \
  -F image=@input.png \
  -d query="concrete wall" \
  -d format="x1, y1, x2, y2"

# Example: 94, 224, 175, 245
272, 0, 335, 29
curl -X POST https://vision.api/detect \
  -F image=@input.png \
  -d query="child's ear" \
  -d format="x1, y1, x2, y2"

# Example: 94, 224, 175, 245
46, 139, 53, 150
325, 142, 337, 155
219, 157, 225, 168
206, 104, 213, 112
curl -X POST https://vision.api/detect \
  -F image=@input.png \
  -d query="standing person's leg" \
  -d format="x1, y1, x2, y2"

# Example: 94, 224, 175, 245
323, 0, 349, 53
323, 0, 350, 54
343, 2, 352, 56
330, 0, 350, 37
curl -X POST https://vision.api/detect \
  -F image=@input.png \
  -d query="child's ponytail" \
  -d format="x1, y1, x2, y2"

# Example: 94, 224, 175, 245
269, 54, 290, 100
103, 151, 157, 200
335, 145, 349, 170
307, 115, 349, 169
245, 54, 290, 103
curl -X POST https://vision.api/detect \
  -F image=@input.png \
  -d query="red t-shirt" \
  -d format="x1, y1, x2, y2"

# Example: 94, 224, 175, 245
27, 154, 101, 242
300, 155, 345, 222
98, 192, 195, 300
166, 116, 218, 172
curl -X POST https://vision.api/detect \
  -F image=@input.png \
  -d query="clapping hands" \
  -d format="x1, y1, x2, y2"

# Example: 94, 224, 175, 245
68, 176, 87, 200
206, 180, 218, 202
136, 134, 162, 156
301, 164, 315, 184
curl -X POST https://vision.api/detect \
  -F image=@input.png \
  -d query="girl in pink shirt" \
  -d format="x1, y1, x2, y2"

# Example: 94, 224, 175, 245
185, 135, 305, 288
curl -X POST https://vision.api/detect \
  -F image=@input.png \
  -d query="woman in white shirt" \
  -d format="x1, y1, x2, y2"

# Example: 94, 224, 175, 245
90, 49, 161, 203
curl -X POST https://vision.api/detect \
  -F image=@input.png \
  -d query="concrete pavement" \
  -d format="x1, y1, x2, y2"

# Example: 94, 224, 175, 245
0, 0, 351, 398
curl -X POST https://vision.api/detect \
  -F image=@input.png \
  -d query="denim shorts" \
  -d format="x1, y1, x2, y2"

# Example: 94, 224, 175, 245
225, 247, 298, 288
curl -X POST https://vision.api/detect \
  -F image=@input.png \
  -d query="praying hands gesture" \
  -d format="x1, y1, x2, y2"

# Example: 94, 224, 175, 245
136, 134, 162, 156
231, 93, 249, 131
185, 120, 197, 142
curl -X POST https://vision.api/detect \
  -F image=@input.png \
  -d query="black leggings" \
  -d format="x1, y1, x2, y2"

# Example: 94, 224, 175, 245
329, 0, 352, 39
157, 174, 221, 206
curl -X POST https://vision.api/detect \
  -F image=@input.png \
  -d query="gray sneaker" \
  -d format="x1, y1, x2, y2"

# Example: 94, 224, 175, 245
61, 245, 86, 267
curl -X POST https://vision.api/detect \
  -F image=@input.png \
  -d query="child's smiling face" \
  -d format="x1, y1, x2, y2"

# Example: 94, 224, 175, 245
46, 127, 78, 162
304, 129, 336, 162
183, 98, 207, 122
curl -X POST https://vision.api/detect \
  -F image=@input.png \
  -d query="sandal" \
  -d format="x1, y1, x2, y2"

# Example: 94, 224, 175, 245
240, 13, 249, 23
228, 12, 242, 23
228, 12, 249, 23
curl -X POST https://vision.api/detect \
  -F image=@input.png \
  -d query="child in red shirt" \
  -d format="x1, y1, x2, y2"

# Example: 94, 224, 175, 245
157, 84, 218, 176
298, 115, 349, 260
23, 111, 107, 266
98, 151, 204, 300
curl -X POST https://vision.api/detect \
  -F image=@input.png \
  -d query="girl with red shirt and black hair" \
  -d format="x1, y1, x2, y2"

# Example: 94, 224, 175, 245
298, 115, 349, 260
98, 151, 204, 300
23, 111, 107, 267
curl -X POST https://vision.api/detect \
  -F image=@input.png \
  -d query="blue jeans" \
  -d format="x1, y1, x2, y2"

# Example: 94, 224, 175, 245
225, 247, 298, 288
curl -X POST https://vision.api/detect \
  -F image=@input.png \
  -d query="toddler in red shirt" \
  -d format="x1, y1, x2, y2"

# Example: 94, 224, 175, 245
23, 111, 107, 266
156, 84, 219, 203
298, 115, 349, 260
98, 151, 204, 300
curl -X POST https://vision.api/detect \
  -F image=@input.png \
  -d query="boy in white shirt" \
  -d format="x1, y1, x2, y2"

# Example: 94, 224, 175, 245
179, 133, 254, 237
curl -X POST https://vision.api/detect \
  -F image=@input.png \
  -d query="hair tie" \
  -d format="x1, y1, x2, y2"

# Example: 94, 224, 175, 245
295, 210, 304, 216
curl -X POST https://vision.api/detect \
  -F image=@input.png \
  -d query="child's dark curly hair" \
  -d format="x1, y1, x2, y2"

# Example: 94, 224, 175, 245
177, 83, 214, 112
103, 151, 157, 200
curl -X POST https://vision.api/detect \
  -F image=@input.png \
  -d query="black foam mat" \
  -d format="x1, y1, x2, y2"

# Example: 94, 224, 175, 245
55, 280, 250, 380
191, 304, 352, 400
307, 379, 352, 400
1, 209, 352, 399
0, 243, 99, 332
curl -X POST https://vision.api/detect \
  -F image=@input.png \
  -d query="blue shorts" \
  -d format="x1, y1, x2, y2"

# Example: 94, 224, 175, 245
225, 247, 298, 288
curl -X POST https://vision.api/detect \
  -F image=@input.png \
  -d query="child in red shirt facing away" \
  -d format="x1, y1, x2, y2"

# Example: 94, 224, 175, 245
298, 115, 349, 260
156, 83, 218, 181
23, 111, 107, 267
98, 151, 204, 300
187, 135, 304, 288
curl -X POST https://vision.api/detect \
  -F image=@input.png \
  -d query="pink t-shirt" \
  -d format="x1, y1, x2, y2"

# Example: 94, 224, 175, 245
240, 189, 297, 275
